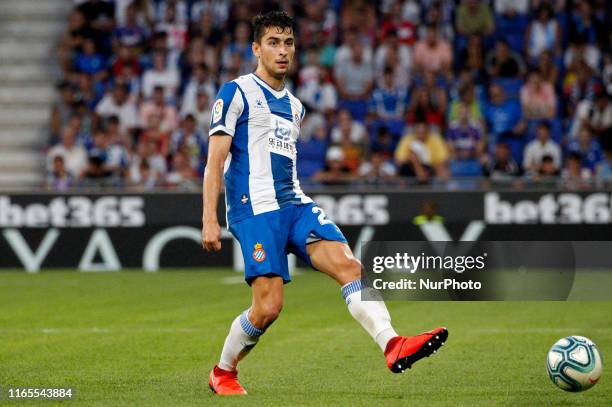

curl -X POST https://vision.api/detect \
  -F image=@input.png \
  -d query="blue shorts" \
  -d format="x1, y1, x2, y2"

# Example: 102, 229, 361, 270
228, 203, 347, 285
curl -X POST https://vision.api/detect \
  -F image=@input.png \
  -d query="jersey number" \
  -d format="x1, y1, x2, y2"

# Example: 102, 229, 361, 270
312, 206, 333, 226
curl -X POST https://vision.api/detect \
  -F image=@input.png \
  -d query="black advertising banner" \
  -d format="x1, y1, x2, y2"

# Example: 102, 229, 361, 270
1, 190, 612, 270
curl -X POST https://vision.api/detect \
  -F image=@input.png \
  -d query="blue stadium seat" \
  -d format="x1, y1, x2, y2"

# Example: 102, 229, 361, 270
449, 159, 482, 177
495, 15, 528, 54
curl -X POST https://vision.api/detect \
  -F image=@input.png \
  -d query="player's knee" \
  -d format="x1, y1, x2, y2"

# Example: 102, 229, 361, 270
335, 256, 362, 283
252, 302, 283, 328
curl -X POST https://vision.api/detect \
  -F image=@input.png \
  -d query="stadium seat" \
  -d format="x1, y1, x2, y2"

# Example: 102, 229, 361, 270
449, 159, 482, 177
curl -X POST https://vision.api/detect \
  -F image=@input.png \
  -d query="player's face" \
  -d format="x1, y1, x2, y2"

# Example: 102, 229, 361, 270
253, 27, 295, 79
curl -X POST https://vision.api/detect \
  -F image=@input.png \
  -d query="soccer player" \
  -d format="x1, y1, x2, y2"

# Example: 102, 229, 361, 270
203, 11, 448, 395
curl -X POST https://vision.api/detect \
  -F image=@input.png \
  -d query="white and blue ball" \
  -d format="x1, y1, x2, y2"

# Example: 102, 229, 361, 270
547, 336, 602, 392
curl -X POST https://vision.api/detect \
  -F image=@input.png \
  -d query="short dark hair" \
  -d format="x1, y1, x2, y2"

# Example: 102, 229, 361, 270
252, 11, 296, 43
538, 120, 551, 131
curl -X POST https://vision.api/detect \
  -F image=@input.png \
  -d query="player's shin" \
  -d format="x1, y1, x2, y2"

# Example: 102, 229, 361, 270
342, 279, 398, 352
218, 309, 264, 371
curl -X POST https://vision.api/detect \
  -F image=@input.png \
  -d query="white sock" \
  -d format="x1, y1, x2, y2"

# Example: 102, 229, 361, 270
342, 279, 398, 352
218, 309, 264, 371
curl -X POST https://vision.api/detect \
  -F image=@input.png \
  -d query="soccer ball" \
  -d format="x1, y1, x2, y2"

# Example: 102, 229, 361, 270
547, 336, 603, 392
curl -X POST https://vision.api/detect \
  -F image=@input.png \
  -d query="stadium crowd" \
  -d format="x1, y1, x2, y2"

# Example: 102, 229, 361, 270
47, 0, 612, 190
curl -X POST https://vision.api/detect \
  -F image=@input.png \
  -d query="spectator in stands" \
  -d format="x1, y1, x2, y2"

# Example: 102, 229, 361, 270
523, 121, 562, 174
297, 67, 338, 115
402, 0, 421, 25
221, 21, 255, 74
419, 1, 455, 41
141, 51, 179, 100
562, 152, 592, 189
570, 0, 606, 47
47, 125, 88, 179
106, 134, 130, 181
155, 1, 188, 53
448, 82, 482, 130
140, 85, 178, 133
456, 0, 495, 37
358, 151, 398, 183
74, 72, 104, 111
570, 91, 612, 139
603, 53, 612, 95
130, 138, 167, 184
596, 146, 612, 183
536, 50, 559, 87
373, 29, 413, 88
485, 83, 525, 139
407, 86, 445, 130
330, 109, 369, 160
181, 87, 211, 135
483, 142, 521, 180
170, 114, 206, 176
485, 39, 526, 79
520, 70, 556, 120
564, 60, 601, 118
130, 159, 159, 189
525, 4, 561, 63
81, 128, 115, 185
458, 34, 486, 83
413, 23, 453, 78
112, 2, 149, 51
50, 82, 77, 144
74, 37, 106, 82
334, 40, 374, 121
77, 0, 115, 49
532, 155, 561, 181
313, 146, 353, 185
446, 103, 485, 175
95, 83, 139, 135
370, 126, 397, 161
368, 66, 410, 133
140, 112, 171, 157
564, 34, 601, 72
297, 118, 328, 178
568, 128, 603, 172
395, 120, 450, 182
379, 2, 417, 47
166, 151, 198, 190
46, 156, 74, 191
181, 63, 215, 113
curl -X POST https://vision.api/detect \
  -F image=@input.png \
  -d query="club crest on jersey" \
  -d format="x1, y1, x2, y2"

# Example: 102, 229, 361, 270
255, 99, 264, 108
252, 243, 266, 262
212, 99, 223, 123
293, 112, 300, 125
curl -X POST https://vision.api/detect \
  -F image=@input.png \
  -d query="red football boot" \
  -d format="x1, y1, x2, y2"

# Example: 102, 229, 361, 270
208, 365, 247, 395
385, 327, 448, 373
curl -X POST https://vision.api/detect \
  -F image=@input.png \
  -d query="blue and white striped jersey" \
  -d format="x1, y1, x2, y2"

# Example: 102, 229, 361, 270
209, 73, 313, 225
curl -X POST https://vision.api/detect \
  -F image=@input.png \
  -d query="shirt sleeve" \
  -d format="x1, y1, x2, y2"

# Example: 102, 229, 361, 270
209, 81, 244, 137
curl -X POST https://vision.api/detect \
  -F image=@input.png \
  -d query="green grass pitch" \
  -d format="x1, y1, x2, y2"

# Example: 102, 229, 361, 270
0, 270, 610, 406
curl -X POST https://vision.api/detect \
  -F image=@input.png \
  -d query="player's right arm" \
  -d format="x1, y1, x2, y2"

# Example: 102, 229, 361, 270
202, 134, 232, 251
201, 81, 244, 251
